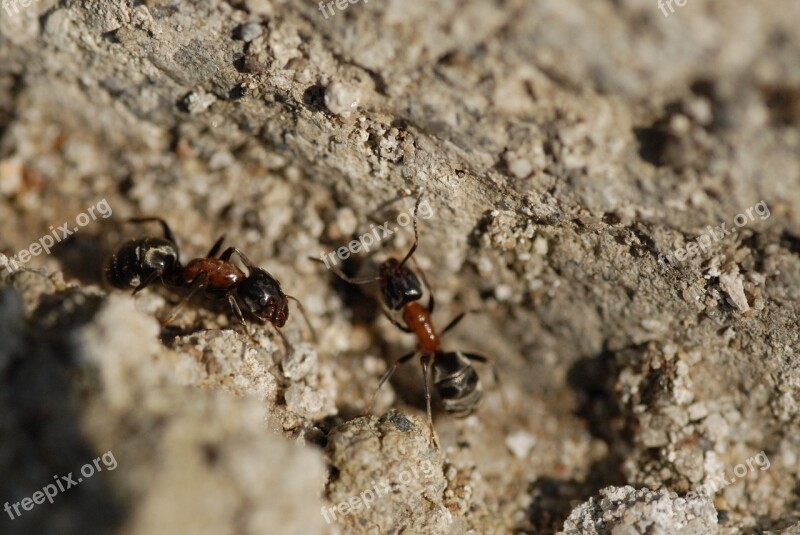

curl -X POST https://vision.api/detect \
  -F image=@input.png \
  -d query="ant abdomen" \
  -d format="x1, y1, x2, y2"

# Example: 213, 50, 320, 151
104, 237, 180, 290
433, 351, 483, 416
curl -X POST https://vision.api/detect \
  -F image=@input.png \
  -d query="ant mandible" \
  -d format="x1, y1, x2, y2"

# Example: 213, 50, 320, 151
105, 217, 314, 350
318, 198, 496, 446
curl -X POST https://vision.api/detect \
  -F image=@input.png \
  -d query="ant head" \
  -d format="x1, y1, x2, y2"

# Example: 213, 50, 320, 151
432, 351, 483, 417
378, 258, 423, 311
238, 267, 289, 327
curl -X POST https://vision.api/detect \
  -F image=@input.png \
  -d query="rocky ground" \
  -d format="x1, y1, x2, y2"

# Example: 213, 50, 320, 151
1, 0, 799, 533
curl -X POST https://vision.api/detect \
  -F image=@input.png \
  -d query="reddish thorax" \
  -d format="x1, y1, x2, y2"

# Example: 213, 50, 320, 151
402, 301, 440, 355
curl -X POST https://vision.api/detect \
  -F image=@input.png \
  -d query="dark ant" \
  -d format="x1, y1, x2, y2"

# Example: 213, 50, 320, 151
105, 218, 314, 350
170, 235, 315, 349
316, 199, 496, 446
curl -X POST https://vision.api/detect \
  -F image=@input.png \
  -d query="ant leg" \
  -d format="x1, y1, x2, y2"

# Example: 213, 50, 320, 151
462, 353, 500, 386
441, 308, 486, 336
227, 292, 292, 352
441, 312, 467, 335
218, 246, 237, 262
131, 270, 163, 295
162, 273, 207, 327
220, 247, 255, 270
286, 295, 317, 342
362, 351, 417, 416
206, 235, 226, 258
420, 353, 439, 448
127, 217, 177, 244
398, 198, 422, 268
380, 303, 412, 333
462, 352, 506, 409
226, 294, 258, 345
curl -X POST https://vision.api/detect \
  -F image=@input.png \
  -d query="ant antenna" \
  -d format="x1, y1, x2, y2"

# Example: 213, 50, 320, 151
308, 257, 380, 285
366, 188, 415, 217
272, 325, 292, 353
286, 294, 318, 343
398, 197, 422, 268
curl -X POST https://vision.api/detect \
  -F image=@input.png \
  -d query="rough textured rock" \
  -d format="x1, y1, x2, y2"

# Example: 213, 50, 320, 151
559, 485, 719, 535
1, 0, 799, 533
0, 266, 327, 535
323, 411, 450, 534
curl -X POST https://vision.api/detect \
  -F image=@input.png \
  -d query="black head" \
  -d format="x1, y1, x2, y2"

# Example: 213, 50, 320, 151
432, 351, 483, 417
237, 267, 289, 327
378, 258, 423, 311
104, 237, 180, 289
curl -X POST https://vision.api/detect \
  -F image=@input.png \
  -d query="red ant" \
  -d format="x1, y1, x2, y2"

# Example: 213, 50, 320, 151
105, 217, 313, 350
317, 199, 496, 446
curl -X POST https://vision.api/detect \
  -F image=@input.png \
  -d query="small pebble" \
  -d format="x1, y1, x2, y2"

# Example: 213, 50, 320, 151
0, 159, 22, 196
240, 23, 263, 42
325, 81, 360, 117
508, 157, 533, 178
505, 431, 536, 459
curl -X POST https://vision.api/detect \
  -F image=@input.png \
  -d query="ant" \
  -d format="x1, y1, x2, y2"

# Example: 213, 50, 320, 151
170, 235, 315, 349
105, 217, 314, 350
316, 198, 496, 446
